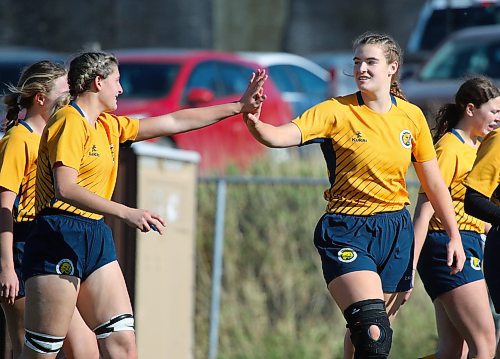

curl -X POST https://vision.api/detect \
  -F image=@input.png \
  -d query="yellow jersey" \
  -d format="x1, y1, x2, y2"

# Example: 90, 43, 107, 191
292, 92, 436, 215
0, 121, 39, 222
35, 103, 139, 219
464, 128, 500, 207
427, 130, 484, 233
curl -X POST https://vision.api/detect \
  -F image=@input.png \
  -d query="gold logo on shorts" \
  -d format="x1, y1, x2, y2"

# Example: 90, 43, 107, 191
338, 248, 357, 263
56, 259, 75, 276
470, 256, 481, 271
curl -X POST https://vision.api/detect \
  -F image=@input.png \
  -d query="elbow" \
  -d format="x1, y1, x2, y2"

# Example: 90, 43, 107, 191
54, 184, 72, 202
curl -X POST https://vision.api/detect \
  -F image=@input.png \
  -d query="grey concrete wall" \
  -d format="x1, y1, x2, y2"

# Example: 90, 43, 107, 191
0, 0, 425, 53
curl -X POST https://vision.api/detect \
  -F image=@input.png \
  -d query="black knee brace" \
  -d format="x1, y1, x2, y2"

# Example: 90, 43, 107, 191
343, 299, 392, 358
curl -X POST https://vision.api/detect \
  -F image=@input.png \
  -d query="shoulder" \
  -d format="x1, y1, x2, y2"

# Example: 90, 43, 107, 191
48, 105, 87, 129
435, 133, 460, 155
1, 123, 36, 147
394, 97, 425, 117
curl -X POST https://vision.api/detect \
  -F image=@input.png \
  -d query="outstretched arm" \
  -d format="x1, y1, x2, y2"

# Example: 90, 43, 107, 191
414, 159, 465, 274
135, 69, 267, 141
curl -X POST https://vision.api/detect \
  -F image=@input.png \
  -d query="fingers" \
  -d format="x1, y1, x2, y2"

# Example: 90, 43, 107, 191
138, 211, 166, 235
0, 282, 18, 305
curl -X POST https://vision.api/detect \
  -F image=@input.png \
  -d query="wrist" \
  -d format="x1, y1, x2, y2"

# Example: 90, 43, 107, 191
232, 101, 244, 115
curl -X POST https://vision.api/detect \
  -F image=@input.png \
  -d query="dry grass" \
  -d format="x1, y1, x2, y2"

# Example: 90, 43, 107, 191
195, 154, 437, 358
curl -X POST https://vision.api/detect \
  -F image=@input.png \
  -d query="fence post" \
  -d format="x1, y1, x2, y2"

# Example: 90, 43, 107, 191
208, 178, 227, 359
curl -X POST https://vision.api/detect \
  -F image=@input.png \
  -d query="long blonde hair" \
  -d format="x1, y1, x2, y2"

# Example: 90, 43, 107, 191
2, 60, 68, 130
353, 32, 406, 100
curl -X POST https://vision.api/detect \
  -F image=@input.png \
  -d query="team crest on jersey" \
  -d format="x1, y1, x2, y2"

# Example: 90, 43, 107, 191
399, 130, 412, 149
338, 248, 357, 263
470, 256, 481, 271
56, 259, 75, 275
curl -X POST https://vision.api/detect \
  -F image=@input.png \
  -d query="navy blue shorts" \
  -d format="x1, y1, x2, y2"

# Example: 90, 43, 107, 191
22, 211, 117, 281
314, 208, 414, 292
12, 222, 33, 298
418, 230, 484, 301
484, 225, 500, 312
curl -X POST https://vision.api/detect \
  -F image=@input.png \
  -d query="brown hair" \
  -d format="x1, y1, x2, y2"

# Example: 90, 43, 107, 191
433, 76, 500, 143
2, 60, 67, 130
68, 52, 118, 98
353, 32, 406, 100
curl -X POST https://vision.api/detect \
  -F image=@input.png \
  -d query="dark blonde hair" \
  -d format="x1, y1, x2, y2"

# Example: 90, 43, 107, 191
433, 76, 500, 143
68, 52, 118, 98
353, 32, 406, 100
2, 60, 67, 130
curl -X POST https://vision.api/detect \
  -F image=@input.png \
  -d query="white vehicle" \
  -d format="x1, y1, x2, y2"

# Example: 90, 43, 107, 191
407, 0, 500, 58
238, 52, 330, 117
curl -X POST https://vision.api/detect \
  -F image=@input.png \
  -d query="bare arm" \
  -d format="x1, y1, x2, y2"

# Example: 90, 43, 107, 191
53, 164, 166, 234
412, 193, 434, 269
0, 189, 19, 304
135, 69, 267, 142
243, 108, 302, 148
414, 159, 465, 274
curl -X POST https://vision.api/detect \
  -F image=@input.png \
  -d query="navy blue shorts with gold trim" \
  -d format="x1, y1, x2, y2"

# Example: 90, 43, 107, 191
22, 210, 117, 281
418, 230, 484, 301
313, 208, 414, 292
484, 225, 500, 312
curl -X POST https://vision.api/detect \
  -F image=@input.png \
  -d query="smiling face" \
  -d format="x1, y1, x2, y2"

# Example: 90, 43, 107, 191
353, 44, 398, 95
470, 96, 500, 138
98, 65, 123, 112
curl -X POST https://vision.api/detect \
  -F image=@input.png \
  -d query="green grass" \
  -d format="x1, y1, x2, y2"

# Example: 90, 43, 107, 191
195, 155, 437, 358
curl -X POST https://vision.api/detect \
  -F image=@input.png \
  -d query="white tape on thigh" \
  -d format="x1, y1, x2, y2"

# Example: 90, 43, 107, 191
24, 329, 64, 354
94, 313, 135, 339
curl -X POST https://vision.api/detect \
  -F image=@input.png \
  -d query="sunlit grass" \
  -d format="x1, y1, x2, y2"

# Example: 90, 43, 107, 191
195, 154, 437, 358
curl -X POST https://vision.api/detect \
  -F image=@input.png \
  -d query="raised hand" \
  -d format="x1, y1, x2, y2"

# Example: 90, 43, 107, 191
239, 69, 268, 113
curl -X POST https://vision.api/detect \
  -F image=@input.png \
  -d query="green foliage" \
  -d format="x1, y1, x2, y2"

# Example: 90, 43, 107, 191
195, 156, 437, 358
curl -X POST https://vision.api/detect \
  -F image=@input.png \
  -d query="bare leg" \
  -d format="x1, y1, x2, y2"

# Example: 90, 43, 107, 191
342, 289, 407, 358
77, 261, 136, 359
436, 280, 496, 359
2, 297, 25, 358
62, 308, 99, 359
20, 275, 79, 359
433, 300, 468, 359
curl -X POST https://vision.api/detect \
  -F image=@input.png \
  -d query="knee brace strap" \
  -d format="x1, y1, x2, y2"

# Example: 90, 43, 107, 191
94, 313, 135, 339
24, 329, 65, 354
343, 299, 392, 358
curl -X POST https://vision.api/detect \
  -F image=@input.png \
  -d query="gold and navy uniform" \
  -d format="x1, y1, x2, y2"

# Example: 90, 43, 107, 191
0, 121, 39, 222
23, 103, 139, 281
0, 120, 41, 297
304, 92, 436, 290
292, 92, 436, 216
427, 130, 484, 233
464, 128, 500, 207
417, 129, 486, 301
464, 128, 500, 311
35, 103, 139, 219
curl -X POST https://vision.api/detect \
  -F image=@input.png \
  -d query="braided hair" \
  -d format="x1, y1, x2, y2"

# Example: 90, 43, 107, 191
68, 52, 118, 98
353, 32, 406, 101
